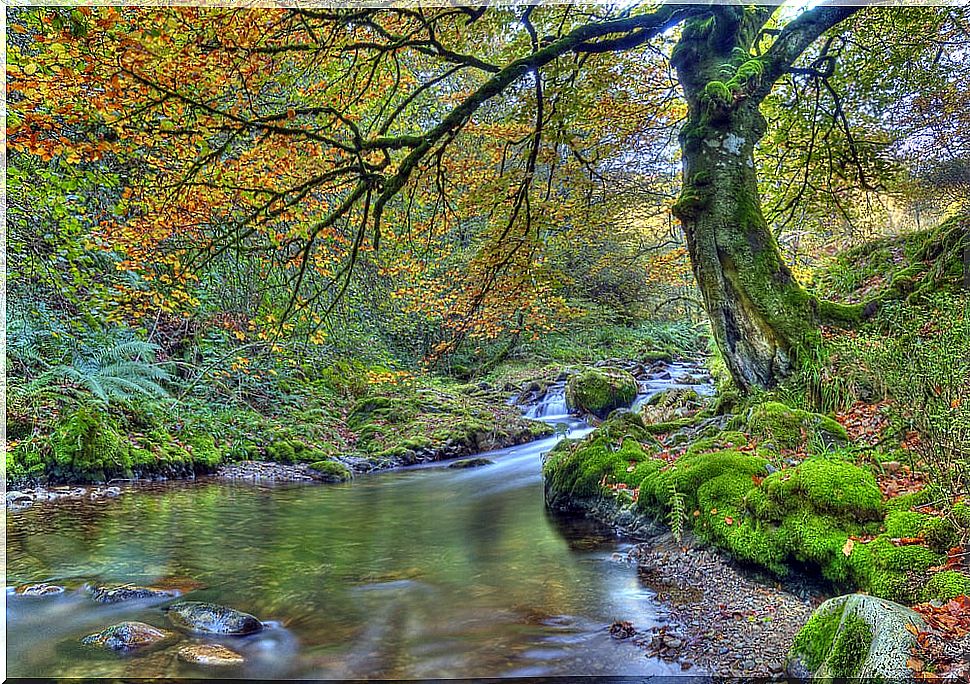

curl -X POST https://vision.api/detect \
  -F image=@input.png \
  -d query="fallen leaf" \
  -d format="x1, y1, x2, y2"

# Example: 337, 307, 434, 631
842, 538, 855, 557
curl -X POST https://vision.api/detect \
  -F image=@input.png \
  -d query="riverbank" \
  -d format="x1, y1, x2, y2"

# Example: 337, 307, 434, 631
628, 536, 822, 678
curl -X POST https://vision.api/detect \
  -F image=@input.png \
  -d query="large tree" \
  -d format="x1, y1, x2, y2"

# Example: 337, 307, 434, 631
8, 2, 963, 389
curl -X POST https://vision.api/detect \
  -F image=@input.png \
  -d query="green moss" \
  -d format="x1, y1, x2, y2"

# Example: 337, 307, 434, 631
953, 502, 970, 530
885, 510, 958, 553
747, 401, 848, 452
791, 602, 846, 673
566, 368, 638, 419
49, 406, 131, 483
6, 439, 47, 484
923, 571, 970, 602
884, 488, 935, 513
760, 457, 883, 520
596, 410, 651, 443
308, 460, 352, 482
544, 436, 654, 504
685, 430, 747, 455
639, 449, 768, 510
826, 613, 873, 678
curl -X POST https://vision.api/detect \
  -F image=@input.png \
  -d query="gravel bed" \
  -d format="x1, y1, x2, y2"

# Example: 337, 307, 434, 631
626, 536, 828, 677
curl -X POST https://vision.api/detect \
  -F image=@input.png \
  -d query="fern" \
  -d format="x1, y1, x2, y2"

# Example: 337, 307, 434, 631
16, 340, 171, 407
666, 480, 687, 543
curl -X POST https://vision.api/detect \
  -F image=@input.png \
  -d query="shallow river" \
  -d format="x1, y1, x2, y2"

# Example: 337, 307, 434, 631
6, 363, 711, 679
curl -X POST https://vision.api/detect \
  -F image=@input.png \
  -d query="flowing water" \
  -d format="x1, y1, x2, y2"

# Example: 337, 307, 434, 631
6, 362, 712, 679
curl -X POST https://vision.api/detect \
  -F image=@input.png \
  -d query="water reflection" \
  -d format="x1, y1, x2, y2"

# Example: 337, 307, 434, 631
6, 384, 697, 679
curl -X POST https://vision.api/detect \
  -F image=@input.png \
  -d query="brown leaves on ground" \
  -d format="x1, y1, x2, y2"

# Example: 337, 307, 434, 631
910, 596, 970, 681
836, 401, 891, 446
914, 596, 970, 636
877, 463, 928, 499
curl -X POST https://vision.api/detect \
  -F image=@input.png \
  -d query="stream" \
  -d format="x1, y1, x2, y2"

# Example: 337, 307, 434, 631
6, 361, 713, 679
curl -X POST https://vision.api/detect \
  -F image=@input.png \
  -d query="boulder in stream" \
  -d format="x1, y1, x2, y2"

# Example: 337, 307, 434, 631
566, 368, 638, 419
448, 457, 494, 469
307, 460, 353, 483
787, 593, 927, 680
166, 601, 263, 635
178, 643, 246, 667
90, 585, 179, 604
81, 621, 175, 652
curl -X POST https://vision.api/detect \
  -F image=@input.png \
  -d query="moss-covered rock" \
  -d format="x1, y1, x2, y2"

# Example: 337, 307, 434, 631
308, 460, 352, 483
746, 401, 848, 452
923, 570, 970, 602
448, 457, 494, 469
50, 406, 131, 483
566, 368, 638, 419
885, 510, 959, 553
640, 388, 706, 424
759, 457, 883, 521
788, 594, 925, 680
543, 436, 656, 510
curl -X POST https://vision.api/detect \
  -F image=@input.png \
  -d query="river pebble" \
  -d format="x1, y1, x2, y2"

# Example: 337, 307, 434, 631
166, 601, 263, 635
177, 643, 245, 667
90, 585, 180, 604
81, 621, 175, 652
15, 583, 65, 596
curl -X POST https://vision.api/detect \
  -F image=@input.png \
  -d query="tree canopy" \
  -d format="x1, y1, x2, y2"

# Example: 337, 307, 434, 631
8, 2, 968, 384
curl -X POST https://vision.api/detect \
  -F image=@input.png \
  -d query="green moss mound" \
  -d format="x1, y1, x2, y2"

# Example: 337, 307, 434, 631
566, 368, 638, 419
923, 570, 970, 602
746, 401, 848, 452
308, 460, 352, 482
543, 435, 657, 509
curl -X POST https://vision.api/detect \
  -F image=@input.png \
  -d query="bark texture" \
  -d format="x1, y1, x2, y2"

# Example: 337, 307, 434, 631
669, 7, 855, 391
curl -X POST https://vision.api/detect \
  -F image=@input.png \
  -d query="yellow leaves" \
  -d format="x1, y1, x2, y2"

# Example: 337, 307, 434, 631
22, 63, 38, 76
365, 369, 412, 387
233, 330, 246, 341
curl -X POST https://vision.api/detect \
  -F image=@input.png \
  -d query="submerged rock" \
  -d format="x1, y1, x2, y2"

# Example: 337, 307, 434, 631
166, 601, 263, 635
787, 593, 926, 680
448, 457, 494, 469
81, 621, 175, 652
177, 643, 245, 667
90, 585, 179, 604
15, 583, 65, 596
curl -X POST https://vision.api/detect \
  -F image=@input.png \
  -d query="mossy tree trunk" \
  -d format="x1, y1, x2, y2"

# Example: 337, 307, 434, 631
669, 7, 857, 391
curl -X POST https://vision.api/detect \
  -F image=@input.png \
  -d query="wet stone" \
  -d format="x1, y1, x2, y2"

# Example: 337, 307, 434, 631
177, 643, 245, 667
609, 621, 636, 639
447, 457, 494, 469
166, 601, 263, 635
81, 621, 175, 652
91, 585, 179, 604
15, 583, 65, 596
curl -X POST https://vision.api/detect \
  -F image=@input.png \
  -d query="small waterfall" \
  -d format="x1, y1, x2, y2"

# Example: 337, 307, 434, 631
524, 383, 570, 419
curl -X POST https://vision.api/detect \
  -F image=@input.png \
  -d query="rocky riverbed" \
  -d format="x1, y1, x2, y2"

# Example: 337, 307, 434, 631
625, 536, 825, 678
